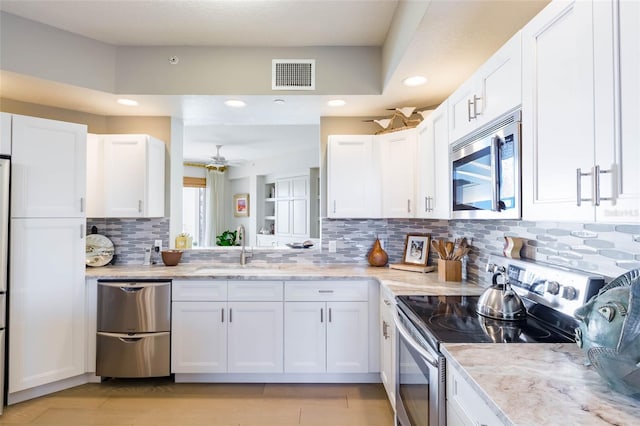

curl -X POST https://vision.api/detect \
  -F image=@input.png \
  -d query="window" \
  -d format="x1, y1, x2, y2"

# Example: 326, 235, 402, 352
183, 177, 206, 247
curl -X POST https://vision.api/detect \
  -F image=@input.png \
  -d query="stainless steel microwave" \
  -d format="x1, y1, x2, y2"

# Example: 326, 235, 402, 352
450, 109, 521, 219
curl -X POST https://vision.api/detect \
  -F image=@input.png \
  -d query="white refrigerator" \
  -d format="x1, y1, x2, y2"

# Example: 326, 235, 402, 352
0, 157, 9, 414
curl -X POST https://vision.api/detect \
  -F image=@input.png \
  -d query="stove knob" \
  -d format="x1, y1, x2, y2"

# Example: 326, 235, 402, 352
545, 280, 560, 295
562, 286, 578, 300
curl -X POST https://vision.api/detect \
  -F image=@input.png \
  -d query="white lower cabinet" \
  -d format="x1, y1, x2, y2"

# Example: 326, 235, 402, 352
284, 281, 369, 374
171, 281, 284, 374
227, 301, 284, 373
172, 279, 376, 381
379, 288, 396, 410
446, 364, 505, 426
172, 301, 227, 373
284, 301, 368, 373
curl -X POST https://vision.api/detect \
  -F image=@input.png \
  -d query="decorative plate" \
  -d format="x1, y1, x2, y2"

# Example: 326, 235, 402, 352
86, 234, 115, 267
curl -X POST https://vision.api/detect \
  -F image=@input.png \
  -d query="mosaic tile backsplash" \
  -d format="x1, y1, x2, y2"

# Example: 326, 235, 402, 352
88, 217, 640, 285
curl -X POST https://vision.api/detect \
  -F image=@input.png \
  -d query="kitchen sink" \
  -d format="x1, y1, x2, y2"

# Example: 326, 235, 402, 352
194, 265, 286, 275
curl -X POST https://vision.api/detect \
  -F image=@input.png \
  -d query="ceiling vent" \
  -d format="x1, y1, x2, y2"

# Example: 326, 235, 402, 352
272, 59, 315, 90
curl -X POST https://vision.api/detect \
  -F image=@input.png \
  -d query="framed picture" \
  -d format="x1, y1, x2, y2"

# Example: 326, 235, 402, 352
402, 233, 431, 266
233, 193, 250, 217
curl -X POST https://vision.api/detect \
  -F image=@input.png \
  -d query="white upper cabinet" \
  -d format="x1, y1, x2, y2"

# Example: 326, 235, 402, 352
417, 103, 450, 219
593, 0, 640, 222
88, 134, 165, 218
327, 135, 381, 218
11, 115, 87, 218
523, 0, 638, 222
449, 31, 522, 143
379, 129, 418, 218
275, 176, 309, 238
0, 112, 11, 156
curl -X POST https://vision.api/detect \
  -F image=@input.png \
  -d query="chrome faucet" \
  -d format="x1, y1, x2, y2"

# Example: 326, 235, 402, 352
237, 225, 247, 265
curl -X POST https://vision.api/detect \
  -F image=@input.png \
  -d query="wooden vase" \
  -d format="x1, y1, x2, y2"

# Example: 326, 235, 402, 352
368, 238, 388, 267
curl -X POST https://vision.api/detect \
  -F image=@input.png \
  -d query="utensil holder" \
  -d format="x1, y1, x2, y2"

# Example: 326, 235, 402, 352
438, 259, 462, 282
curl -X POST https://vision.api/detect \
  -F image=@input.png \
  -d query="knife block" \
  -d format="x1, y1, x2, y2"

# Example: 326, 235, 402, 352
438, 259, 462, 282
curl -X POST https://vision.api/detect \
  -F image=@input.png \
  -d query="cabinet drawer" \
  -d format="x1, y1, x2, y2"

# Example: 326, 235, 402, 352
285, 281, 369, 301
447, 365, 504, 426
228, 281, 284, 301
172, 280, 227, 301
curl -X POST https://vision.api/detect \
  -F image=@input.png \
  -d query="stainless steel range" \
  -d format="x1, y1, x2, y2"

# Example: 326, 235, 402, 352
393, 255, 606, 426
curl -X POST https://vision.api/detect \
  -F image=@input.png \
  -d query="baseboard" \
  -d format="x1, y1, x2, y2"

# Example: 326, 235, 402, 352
7, 373, 95, 405
174, 372, 381, 384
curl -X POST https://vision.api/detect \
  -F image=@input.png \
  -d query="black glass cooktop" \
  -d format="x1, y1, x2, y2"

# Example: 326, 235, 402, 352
396, 295, 575, 348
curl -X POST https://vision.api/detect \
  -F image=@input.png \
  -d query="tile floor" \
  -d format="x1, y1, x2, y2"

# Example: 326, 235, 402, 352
0, 378, 395, 425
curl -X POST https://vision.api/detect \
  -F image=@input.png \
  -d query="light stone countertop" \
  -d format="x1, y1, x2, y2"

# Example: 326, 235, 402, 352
442, 343, 640, 426
85, 263, 485, 297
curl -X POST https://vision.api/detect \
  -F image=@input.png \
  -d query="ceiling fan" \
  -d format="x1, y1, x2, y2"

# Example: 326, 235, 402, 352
206, 145, 248, 168
207, 145, 228, 167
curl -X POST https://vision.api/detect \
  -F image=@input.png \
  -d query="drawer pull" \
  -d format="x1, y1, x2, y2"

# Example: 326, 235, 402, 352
318, 290, 334, 294
320, 308, 324, 323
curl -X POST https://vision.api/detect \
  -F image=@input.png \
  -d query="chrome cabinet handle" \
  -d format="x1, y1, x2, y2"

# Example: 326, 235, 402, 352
382, 320, 389, 339
80, 197, 84, 213
472, 95, 482, 118
576, 167, 596, 206
594, 164, 613, 206
221, 308, 224, 323
407, 199, 411, 213
424, 196, 429, 212
229, 308, 232, 323
138, 200, 143, 213
467, 98, 473, 122
333, 200, 336, 214
318, 289, 334, 294
80, 224, 84, 239
328, 308, 332, 323
320, 308, 324, 323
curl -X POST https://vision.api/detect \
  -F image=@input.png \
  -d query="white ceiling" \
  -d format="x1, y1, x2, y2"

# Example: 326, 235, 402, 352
0, 0, 550, 163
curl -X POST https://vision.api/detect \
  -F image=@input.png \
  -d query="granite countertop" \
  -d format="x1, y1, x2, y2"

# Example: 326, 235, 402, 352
85, 263, 485, 296
442, 343, 640, 426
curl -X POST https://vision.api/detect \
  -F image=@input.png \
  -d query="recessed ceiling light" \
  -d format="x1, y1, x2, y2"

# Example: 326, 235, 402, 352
117, 98, 138, 106
224, 99, 246, 108
273, 99, 285, 104
403, 76, 428, 87
327, 99, 346, 107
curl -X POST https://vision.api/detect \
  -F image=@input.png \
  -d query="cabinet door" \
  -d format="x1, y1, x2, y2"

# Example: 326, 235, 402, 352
291, 199, 308, 237
478, 31, 522, 125
11, 115, 86, 218
326, 301, 368, 373
103, 135, 146, 217
379, 297, 396, 409
171, 301, 227, 373
0, 112, 10, 156
522, 0, 596, 221
275, 199, 291, 235
379, 129, 417, 218
9, 218, 85, 393
327, 135, 381, 218
284, 301, 326, 373
418, 103, 450, 219
594, 0, 640, 222
448, 77, 479, 143
86, 134, 104, 218
227, 301, 284, 373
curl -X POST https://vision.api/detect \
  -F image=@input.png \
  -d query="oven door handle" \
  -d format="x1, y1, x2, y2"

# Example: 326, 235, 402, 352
392, 310, 439, 368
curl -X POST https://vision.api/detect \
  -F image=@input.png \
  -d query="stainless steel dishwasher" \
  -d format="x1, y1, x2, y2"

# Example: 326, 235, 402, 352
96, 279, 171, 378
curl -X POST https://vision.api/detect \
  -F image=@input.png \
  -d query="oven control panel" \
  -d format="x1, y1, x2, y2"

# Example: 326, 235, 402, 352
488, 255, 605, 317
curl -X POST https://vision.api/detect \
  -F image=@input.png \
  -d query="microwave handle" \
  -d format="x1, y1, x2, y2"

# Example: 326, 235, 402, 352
490, 136, 501, 211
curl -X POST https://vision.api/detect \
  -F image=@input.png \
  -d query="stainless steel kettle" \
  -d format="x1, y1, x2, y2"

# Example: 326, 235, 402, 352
476, 264, 527, 321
